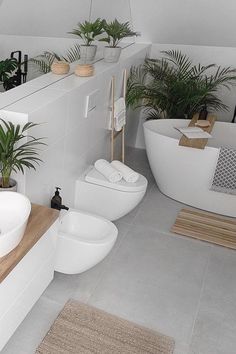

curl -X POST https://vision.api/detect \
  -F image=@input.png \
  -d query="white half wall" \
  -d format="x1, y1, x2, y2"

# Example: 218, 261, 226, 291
1, 44, 149, 206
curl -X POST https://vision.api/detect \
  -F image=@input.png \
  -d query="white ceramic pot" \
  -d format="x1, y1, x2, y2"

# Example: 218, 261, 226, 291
80, 45, 97, 62
104, 46, 122, 63
0, 178, 17, 192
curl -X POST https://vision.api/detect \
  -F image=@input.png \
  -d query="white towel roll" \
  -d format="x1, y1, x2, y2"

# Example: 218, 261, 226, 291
94, 159, 122, 183
111, 160, 139, 183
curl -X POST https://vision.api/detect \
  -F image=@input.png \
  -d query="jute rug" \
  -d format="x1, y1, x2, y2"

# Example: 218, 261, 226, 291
171, 208, 236, 249
36, 300, 175, 354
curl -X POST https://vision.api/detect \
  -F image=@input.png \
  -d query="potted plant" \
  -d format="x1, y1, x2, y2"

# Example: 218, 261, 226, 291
0, 119, 45, 191
100, 19, 138, 63
127, 50, 236, 119
30, 45, 81, 74
69, 18, 104, 62
0, 58, 18, 91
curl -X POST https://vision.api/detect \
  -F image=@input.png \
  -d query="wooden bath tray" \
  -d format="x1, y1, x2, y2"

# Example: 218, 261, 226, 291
171, 208, 236, 249
179, 113, 216, 149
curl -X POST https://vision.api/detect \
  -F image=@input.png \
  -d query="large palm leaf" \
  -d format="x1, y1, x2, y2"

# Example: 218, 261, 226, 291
127, 50, 236, 119
0, 120, 45, 188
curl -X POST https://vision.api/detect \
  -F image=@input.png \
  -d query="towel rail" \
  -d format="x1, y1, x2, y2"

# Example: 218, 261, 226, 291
110, 70, 127, 162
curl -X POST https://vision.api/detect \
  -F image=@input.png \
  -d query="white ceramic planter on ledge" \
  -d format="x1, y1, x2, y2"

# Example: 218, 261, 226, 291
80, 45, 97, 62
104, 47, 122, 63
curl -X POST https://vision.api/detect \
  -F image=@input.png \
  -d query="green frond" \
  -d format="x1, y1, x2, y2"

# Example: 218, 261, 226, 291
127, 50, 236, 120
64, 44, 80, 63
0, 119, 46, 188
69, 18, 104, 46
100, 19, 138, 47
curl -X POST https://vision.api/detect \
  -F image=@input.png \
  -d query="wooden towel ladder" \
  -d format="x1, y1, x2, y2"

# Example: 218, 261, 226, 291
110, 69, 127, 163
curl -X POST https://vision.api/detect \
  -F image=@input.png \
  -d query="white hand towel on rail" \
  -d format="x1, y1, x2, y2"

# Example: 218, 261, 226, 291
109, 97, 126, 131
94, 159, 122, 183
111, 160, 139, 183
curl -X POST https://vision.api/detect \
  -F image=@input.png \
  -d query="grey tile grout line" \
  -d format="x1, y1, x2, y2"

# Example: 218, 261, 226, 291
186, 245, 213, 354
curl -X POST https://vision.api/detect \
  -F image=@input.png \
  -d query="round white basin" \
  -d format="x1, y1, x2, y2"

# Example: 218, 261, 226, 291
0, 192, 31, 257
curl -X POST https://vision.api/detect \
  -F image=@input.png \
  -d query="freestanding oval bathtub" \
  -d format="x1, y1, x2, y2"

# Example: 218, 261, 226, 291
144, 119, 236, 217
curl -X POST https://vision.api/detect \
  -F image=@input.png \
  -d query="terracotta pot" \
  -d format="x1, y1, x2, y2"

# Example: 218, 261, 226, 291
0, 178, 17, 192
75, 64, 94, 77
104, 47, 122, 63
51, 61, 70, 75
80, 45, 97, 62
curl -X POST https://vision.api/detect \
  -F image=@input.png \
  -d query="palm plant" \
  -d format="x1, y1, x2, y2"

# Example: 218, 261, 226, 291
0, 58, 18, 90
100, 19, 137, 47
0, 120, 45, 188
69, 19, 104, 46
30, 44, 81, 74
30, 51, 60, 74
127, 50, 236, 119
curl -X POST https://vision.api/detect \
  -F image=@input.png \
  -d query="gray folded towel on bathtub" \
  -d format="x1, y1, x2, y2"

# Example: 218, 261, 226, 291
211, 147, 236, 195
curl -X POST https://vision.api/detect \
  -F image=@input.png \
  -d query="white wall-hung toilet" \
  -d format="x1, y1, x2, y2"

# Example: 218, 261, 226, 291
75, 166, 148, 221
54, 209, 118, 274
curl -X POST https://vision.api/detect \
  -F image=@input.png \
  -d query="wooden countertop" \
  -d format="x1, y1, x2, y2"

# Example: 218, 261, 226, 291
0, 204, 59, 283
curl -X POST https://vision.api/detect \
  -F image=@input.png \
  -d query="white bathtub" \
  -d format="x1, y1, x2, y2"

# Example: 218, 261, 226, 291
143, 119, 236, 217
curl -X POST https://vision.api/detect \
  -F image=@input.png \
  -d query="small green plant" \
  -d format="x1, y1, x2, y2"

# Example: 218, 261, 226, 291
30, 44, 81, 74
30, 51, 60, 74
0, 120, 45, 188
127, 50, 236, 119
100, 19, 138, 48
0, 58, 18, 90
69, 18, 104, 46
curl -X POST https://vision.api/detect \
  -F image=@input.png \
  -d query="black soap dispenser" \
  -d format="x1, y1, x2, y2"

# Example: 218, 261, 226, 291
51, 187, 62, 210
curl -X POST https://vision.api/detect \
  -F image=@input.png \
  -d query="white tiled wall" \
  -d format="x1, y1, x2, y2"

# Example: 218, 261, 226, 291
2, 44, 150, 207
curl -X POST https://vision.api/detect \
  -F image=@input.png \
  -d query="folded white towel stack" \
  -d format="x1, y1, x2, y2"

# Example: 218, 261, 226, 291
94, 159, 122, 183
109, 97, 126, 131
111, 160, 139, 183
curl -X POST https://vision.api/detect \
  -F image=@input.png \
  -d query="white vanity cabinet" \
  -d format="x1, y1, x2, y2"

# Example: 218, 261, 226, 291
0, 205, 59, 351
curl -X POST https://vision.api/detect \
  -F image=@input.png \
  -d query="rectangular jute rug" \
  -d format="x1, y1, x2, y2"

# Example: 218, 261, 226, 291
171, 208, 236, 249
36, 300, 175, 354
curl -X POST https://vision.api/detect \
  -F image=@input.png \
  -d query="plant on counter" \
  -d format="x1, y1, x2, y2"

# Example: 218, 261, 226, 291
69, 18, 104, 62
100, 19, 138, 63
30, 51, 60, 74
0, 120, 45, 189
126, 50, 236, 119
30, 44, 81, 74
0, 58, 18, 90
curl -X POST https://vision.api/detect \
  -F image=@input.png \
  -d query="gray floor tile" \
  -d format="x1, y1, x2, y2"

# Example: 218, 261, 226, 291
3, 147, 236, 354
134, 184, 185, 234
117, 183, 154, 225
88, 225, 210, 344
2, 297, 63, 354
126, 146, 151, 171
190, 246, 236, 354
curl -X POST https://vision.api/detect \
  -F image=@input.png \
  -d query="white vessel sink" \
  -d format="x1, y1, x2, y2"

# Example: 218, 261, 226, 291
0, 192, 31, 257
55, 209, 118, 274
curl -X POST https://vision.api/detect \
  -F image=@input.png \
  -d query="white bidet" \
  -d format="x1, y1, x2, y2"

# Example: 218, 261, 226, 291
54, 209, 118, 274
